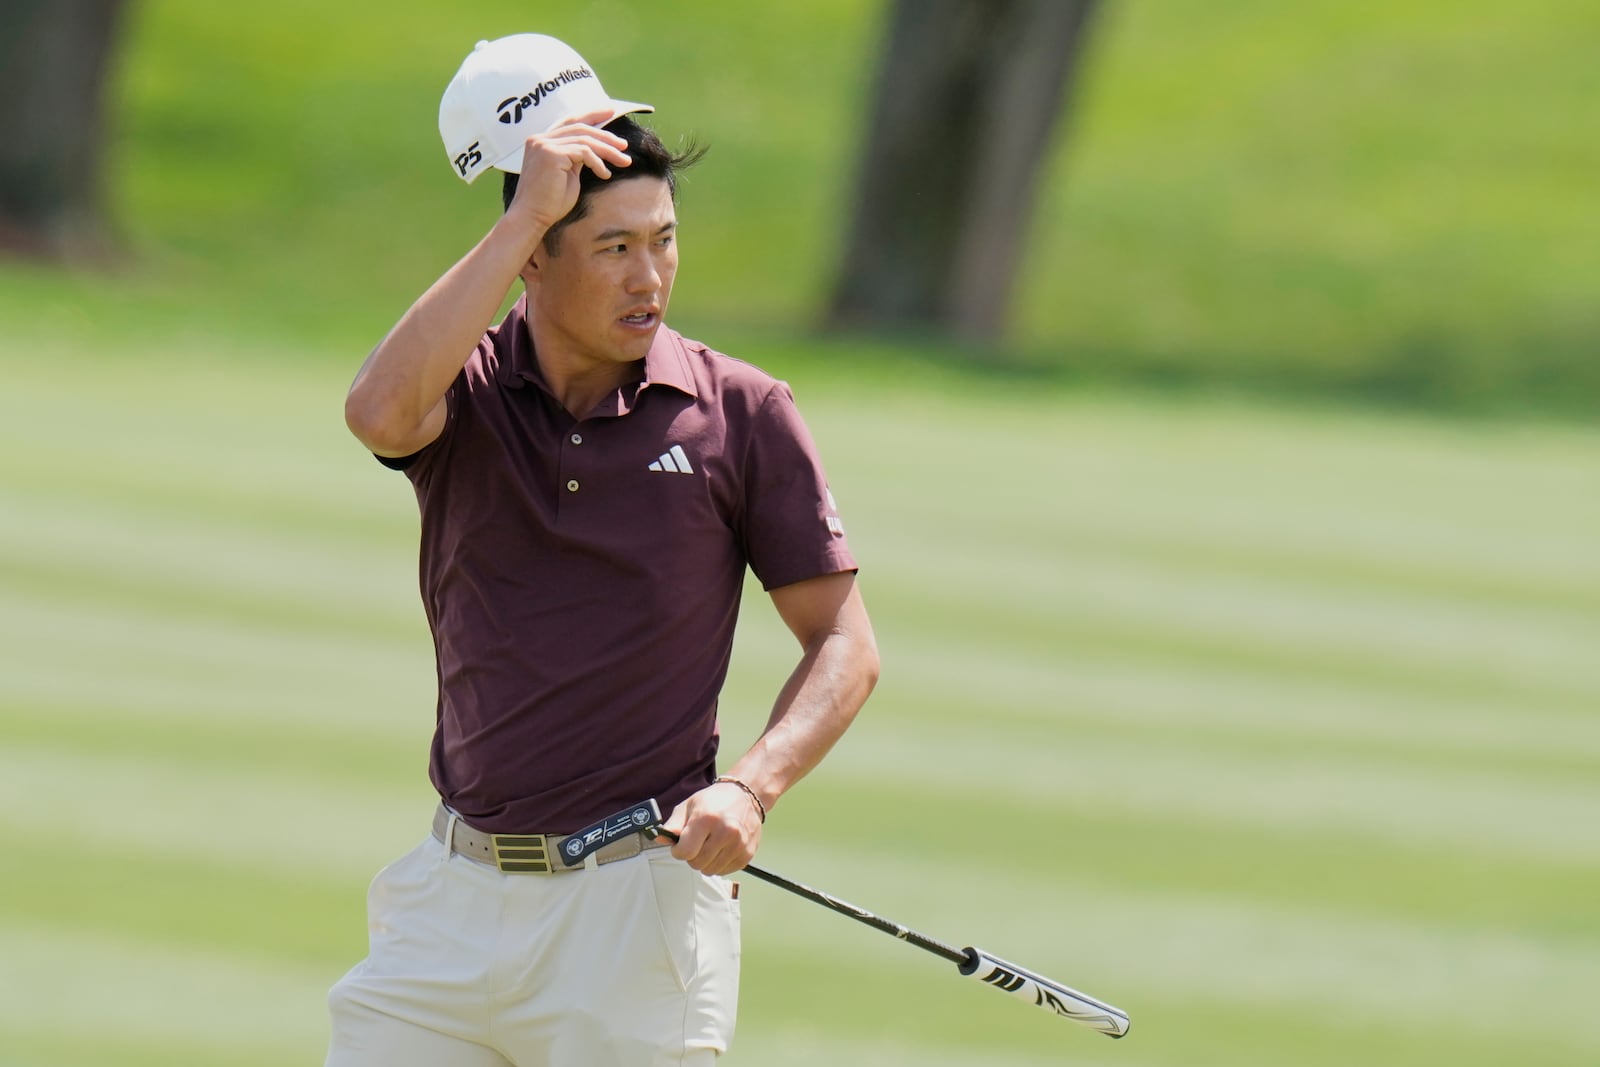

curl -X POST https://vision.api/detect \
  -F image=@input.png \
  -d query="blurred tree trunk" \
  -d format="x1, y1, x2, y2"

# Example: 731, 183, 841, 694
0, 0, 129, 259
825, 0, 1101, 344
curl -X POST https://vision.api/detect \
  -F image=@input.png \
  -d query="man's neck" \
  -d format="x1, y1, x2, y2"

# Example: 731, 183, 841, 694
525, 319, 644, 418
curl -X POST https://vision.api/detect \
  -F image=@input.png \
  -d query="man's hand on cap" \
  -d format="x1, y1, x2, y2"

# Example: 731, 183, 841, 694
507, 109, 632, 235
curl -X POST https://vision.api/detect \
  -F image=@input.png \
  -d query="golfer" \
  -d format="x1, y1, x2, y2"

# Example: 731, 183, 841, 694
326, 33, 879, 1067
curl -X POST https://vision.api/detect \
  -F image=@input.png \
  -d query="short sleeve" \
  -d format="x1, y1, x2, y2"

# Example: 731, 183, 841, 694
373, 365, 467, 475
739, 383, 858, 591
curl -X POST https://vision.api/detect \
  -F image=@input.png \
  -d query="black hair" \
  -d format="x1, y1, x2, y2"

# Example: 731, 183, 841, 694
502, 115, 707, 255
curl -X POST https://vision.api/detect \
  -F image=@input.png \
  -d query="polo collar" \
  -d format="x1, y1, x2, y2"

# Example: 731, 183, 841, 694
493, 295, 699, 401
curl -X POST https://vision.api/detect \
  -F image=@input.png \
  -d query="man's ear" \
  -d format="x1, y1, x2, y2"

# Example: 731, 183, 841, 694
518, 250, 540, 288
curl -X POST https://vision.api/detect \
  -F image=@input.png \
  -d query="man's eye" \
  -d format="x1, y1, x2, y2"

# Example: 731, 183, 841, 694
656, 236, 674, 248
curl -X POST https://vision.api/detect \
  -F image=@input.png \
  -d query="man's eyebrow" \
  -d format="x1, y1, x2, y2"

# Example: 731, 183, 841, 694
592, 221, 678, 243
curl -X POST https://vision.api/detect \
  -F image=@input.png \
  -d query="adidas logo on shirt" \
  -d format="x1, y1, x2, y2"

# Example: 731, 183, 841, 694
647, 444, 695, 474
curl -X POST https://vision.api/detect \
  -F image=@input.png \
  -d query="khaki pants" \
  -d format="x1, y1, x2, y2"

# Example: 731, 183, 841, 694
326, 832, 740, 1066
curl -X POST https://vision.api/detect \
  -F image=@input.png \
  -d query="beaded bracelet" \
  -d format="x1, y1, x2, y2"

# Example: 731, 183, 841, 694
714, 775, 768, 823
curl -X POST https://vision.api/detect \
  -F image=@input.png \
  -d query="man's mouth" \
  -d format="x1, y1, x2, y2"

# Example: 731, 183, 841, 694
619, 310, 658, 329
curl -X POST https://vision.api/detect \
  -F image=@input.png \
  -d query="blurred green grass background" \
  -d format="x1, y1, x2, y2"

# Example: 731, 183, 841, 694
2, 1, 1598, 1065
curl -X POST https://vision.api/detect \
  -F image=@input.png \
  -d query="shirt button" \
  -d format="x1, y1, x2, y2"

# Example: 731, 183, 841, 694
570, 433, 583, 445
566, 479, 580, 492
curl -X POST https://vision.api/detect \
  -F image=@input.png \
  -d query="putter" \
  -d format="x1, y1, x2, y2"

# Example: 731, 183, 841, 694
562, 798, 1130, 1039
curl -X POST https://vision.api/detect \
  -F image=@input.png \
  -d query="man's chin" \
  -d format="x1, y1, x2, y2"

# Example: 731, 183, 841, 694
611, 322, 662, 359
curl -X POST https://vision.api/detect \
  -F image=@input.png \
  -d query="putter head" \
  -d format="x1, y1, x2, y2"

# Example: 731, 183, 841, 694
558, 799, 663, 867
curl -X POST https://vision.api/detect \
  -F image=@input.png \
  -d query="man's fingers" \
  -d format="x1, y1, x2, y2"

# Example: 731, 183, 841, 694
668, 822, 708, 865
699, 844, 747, 878
580, 141, 633, 176
657, 801, 691, 849
539, 126, 629, 155
678, 839, 738, 877
546, 112, 631, 151
571, 146, 612, 181
567, 135, 631, 169
664, 812, 737, 872
557, 107, 625, 134
528, 136, 630, 179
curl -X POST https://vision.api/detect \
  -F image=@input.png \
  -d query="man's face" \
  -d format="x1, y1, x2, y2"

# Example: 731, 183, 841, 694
524, 177, 679, 368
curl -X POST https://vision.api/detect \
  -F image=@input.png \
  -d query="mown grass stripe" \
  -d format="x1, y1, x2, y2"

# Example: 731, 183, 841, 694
0, 744, 427, 882
811, 401, 1600, 600
0, 368, 409, 546
893, 461, 1600, 579
0, 554, 418, 647
870, 634, 1600, 768
0, 922, 329, 1063
874, 580, 1599, 712
0, 488, 418, 621
943, 512, 1600, 616
0, 451, 411, 546
0, 1029, 289, 1067
0, 552, 420, 645
724, 592, 1596, 742
783, 777, 1597, 936
884, 522, 1600, 668
0, 658, 427, 736
820, 721, 1600, 862
725, 595, 1600, 770
0, 833, 365, 969
0, 586, 430, 711
866, 540, 1600, 695
0, 701, 422, 785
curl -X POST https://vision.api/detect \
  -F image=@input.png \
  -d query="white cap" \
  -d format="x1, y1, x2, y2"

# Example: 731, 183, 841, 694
438, 34, 654, 184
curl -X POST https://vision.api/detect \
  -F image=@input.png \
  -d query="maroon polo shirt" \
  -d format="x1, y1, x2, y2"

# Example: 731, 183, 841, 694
383, 296, 856, 833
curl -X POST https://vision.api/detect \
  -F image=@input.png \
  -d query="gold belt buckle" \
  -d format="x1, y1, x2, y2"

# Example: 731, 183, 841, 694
491, 833, 554, 873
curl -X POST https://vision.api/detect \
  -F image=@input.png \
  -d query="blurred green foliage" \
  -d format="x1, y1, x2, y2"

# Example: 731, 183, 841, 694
1035, 0, 1600, 411
0, 0, 1594, 412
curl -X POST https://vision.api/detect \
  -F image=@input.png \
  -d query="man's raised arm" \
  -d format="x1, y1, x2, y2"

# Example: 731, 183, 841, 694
344, 112, 632, 457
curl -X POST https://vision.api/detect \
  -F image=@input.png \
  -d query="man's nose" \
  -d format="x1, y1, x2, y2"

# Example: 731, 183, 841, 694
626, 252, 662, 292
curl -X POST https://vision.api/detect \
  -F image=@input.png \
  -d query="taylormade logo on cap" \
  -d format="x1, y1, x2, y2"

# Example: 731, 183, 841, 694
438, 34, 654, 184
497, 67, 595, 125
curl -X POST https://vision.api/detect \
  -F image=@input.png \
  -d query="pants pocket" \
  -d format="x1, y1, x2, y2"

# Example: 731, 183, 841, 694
643, 852, 696, 991
364, 838, 438, 956
644, 854, 741, 1052
691, 871, 741, 1052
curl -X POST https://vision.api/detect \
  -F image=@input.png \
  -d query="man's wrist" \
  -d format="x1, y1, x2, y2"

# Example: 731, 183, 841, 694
714, 775, 768, 823
487, 210, 551, 263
